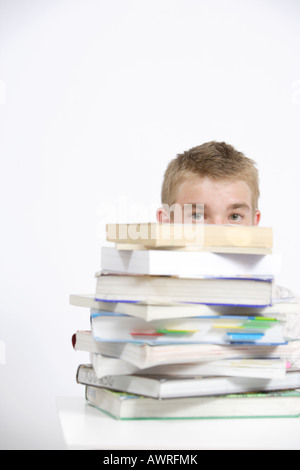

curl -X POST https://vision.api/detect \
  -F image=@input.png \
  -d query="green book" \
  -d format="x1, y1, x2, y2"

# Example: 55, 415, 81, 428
85, 385, 300, 420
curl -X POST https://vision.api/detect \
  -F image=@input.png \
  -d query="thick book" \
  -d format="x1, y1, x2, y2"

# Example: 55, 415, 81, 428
70, 293, 300, 322
100, 246, 281, 277
90, 311, 287, 346
72, 331, 300, 369
95, 273, 273, 307
90, 354, 288, 379
77, 364, 300, 399
85, 386, 300, 420
105, 223, 273, 254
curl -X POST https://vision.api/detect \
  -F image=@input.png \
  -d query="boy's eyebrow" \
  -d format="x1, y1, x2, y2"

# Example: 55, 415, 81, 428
226, 203, 250, 211
182, 203, 204, 211
181, 203, 250, 211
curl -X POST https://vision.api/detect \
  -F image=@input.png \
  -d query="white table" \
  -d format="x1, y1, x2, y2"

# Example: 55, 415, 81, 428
56, 396, 300, 450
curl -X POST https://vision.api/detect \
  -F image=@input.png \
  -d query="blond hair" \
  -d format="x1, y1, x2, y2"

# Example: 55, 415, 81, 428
161, 141, 260, 211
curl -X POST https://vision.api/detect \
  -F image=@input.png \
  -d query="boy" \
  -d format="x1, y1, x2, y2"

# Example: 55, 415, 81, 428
156, 141, 261, 227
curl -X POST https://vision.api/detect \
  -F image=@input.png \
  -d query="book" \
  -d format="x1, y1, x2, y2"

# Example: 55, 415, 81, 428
77, 364, 300, 399
95, 273, 273, 307
72, 331, 300, 370
90, 311, 287, 346
105, 223, 273, 254
85, 386, 300, 420
100, 246, 281, 277
70, 293, 300, 322
90, 353, 289, 379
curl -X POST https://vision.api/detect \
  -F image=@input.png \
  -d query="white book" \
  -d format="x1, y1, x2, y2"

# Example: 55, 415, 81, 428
72, 331, 300, 370
90, 354, 288, 380
95, 273, 273, 307
70, 293, 300, 322
100, 246, 281, 277
77, 364, 300, 399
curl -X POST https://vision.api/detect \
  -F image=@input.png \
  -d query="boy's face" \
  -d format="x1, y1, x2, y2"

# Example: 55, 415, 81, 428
157, 176, 261, 226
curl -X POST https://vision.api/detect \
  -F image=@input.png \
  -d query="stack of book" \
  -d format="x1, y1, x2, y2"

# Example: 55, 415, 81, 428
70, 223, 300, 420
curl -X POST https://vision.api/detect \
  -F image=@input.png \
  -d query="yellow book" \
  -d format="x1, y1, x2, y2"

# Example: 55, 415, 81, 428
106, 223, 273, 254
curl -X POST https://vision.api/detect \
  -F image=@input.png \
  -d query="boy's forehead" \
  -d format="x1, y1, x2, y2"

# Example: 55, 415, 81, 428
174, 176, 252, 206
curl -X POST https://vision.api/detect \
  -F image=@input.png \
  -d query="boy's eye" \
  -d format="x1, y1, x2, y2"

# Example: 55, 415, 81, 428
230, 213, 243, 221
191, 212, 204, 221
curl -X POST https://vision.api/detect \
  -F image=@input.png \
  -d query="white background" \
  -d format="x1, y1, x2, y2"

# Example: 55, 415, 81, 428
0, 0, 300, 449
